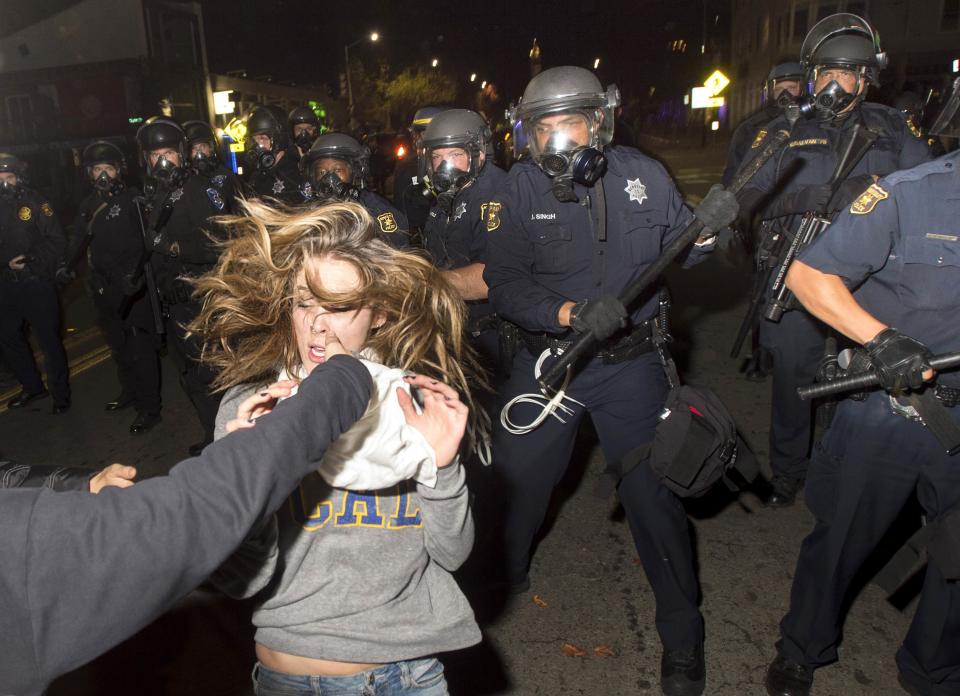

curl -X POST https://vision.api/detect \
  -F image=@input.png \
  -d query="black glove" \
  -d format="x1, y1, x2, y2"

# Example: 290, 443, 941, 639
569, 296, 627, 341
694, 184, 739, 233
54, 265, 75, 286
786, 184, 834, 215
865, 328, 932, 393
119, 272, 145, 297
827, 174, 874, 212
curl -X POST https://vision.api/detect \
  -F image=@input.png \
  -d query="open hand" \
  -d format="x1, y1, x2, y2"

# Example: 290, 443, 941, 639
89, 464, 137, 494
398, 374, 468, 468
224, 379, 298, 433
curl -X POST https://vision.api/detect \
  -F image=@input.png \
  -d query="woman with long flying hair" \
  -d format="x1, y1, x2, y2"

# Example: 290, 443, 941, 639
191, 199, 486, 696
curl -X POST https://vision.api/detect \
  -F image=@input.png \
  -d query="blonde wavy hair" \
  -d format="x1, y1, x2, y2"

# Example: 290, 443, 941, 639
189, 198, 488, 447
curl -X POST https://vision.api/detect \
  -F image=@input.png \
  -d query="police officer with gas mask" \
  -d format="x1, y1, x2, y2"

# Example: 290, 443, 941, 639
483, 66, 736, 696
722, 62, 805, 187
136, 118, 227, 454
183, 120, 239, 210
0, 153, 70, 414
288, 105, 320, 159
59, 141, 162, 433
420, 108, 506, 369
763, 103, 960, 696
739, 14, 931, 508
244, 105, 309, 205
300, 132, 410, 248
394, 105, 449, 231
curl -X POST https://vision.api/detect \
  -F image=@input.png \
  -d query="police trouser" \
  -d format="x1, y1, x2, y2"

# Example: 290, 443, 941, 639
0, 278, 70, 402
778, 392, 960, 694
759, 310, 828, 482
93, 293, 161, 415
491, 347, 703, 649
165, 300, 222, 443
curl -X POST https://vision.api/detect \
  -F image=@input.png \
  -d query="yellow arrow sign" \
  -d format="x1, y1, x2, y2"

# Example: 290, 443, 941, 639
703, 70, 730, 97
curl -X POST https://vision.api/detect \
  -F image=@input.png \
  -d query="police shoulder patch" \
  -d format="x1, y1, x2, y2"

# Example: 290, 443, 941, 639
206, 187, 225, 211
751, 128, 767, 149
850, 183, 889, 215
40, 202, 54, 217
377, 212, 398, 233
481, 201, 502, 232
18, 206, 31, 221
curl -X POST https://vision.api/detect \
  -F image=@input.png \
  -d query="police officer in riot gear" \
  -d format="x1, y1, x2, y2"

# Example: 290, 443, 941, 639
394, 106, 449, 231
0, 153, 71, 413
419, 108, 506, 369
136, 118, 227, 454
484, 66, 732, 696
183, 120, 238, 210
739, 14, 931, 508
722, 62, 805, 187
244, 105, 309, 205
300, 132, 410, 248
61, 141, 162, 433
763, 147, 960, 696
288, 105, 320, 158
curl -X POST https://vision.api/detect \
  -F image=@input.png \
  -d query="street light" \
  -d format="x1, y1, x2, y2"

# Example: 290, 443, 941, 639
481, 80, 487, 89
431, 58, 439, 68
593, 57, 600, 69
470, 73, 477, 82
344, 31, 380, 120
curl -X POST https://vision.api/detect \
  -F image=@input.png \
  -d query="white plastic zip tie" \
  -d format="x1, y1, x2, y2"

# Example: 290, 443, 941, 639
500, 348, 585, 435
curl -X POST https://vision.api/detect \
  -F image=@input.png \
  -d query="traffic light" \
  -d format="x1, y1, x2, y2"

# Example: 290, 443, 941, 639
339, 73, 348, 98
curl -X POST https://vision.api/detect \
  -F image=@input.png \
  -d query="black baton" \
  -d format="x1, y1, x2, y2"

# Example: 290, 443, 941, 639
538, 127, 794, 392
797, 351, 960, 400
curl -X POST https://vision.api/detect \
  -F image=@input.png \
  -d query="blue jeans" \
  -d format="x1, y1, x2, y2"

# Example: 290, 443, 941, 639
252, 659, 448, 696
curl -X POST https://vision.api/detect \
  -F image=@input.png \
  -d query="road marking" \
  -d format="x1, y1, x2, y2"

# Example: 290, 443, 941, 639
0, 345, 113, 415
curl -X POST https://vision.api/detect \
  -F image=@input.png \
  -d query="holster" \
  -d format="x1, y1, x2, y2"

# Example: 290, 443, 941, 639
498, 321, 520, 377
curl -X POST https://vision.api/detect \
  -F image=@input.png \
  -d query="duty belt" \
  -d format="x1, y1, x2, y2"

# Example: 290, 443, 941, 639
519, 321, 655, 365
467, 313, 500, 337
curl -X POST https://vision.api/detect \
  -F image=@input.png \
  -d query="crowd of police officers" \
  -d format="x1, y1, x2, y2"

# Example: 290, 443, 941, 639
1, 11, 959, 696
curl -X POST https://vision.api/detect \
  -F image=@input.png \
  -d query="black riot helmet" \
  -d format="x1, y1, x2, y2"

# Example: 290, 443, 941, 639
800, 13, 887, 121
419, 109, 490, 202
763, 62, 805, 106
411, 106, 450, 144
246, 105, 289, 171
136, 117, 188, 186
0, 152, 26, 199
510, 66, 619, 201
182, 120, 221, 175
288, 105, 320, 151
81, 141, 126, 195
300, 132, 368, 200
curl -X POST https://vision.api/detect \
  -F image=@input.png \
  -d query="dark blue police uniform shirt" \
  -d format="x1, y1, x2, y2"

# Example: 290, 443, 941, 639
423, 162, 508, 270
357, 189, 410, 249
799, 150, 960, 386
745, 103, 931, 203
484, 146, 706, 334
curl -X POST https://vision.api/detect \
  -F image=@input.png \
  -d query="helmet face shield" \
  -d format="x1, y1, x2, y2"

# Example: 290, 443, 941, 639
931, 77, 960, 139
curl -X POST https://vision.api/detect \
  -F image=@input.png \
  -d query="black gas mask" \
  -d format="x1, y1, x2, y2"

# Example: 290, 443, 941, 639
813, 80, 858, 121
152, 156, 185, 188
294, 129, 317, 152
94, 170, 124, 196
0, 179, 21, 199
537, 133, 607, 203
314, 170, 357, 200
426, 159, 473, 213
247, 140, 277, 171
191, 147, 218, 176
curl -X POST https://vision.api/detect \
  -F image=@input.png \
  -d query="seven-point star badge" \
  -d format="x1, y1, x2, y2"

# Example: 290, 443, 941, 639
624, 178, 647, 205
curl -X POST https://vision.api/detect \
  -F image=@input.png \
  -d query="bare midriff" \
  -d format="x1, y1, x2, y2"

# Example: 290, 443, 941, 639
256, 643, 383, 677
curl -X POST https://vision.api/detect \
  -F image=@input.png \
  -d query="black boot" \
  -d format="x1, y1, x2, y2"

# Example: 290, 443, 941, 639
661, 640, 705, 696
765, 654, 813, 696
129, 412, 162, 434
765, 475, 803, 508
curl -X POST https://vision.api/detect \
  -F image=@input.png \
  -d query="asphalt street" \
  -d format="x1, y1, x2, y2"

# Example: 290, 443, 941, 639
1, 141, 918, 695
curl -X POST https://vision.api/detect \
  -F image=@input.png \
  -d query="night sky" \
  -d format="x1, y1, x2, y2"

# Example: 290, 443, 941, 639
200, 0, 727, 108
